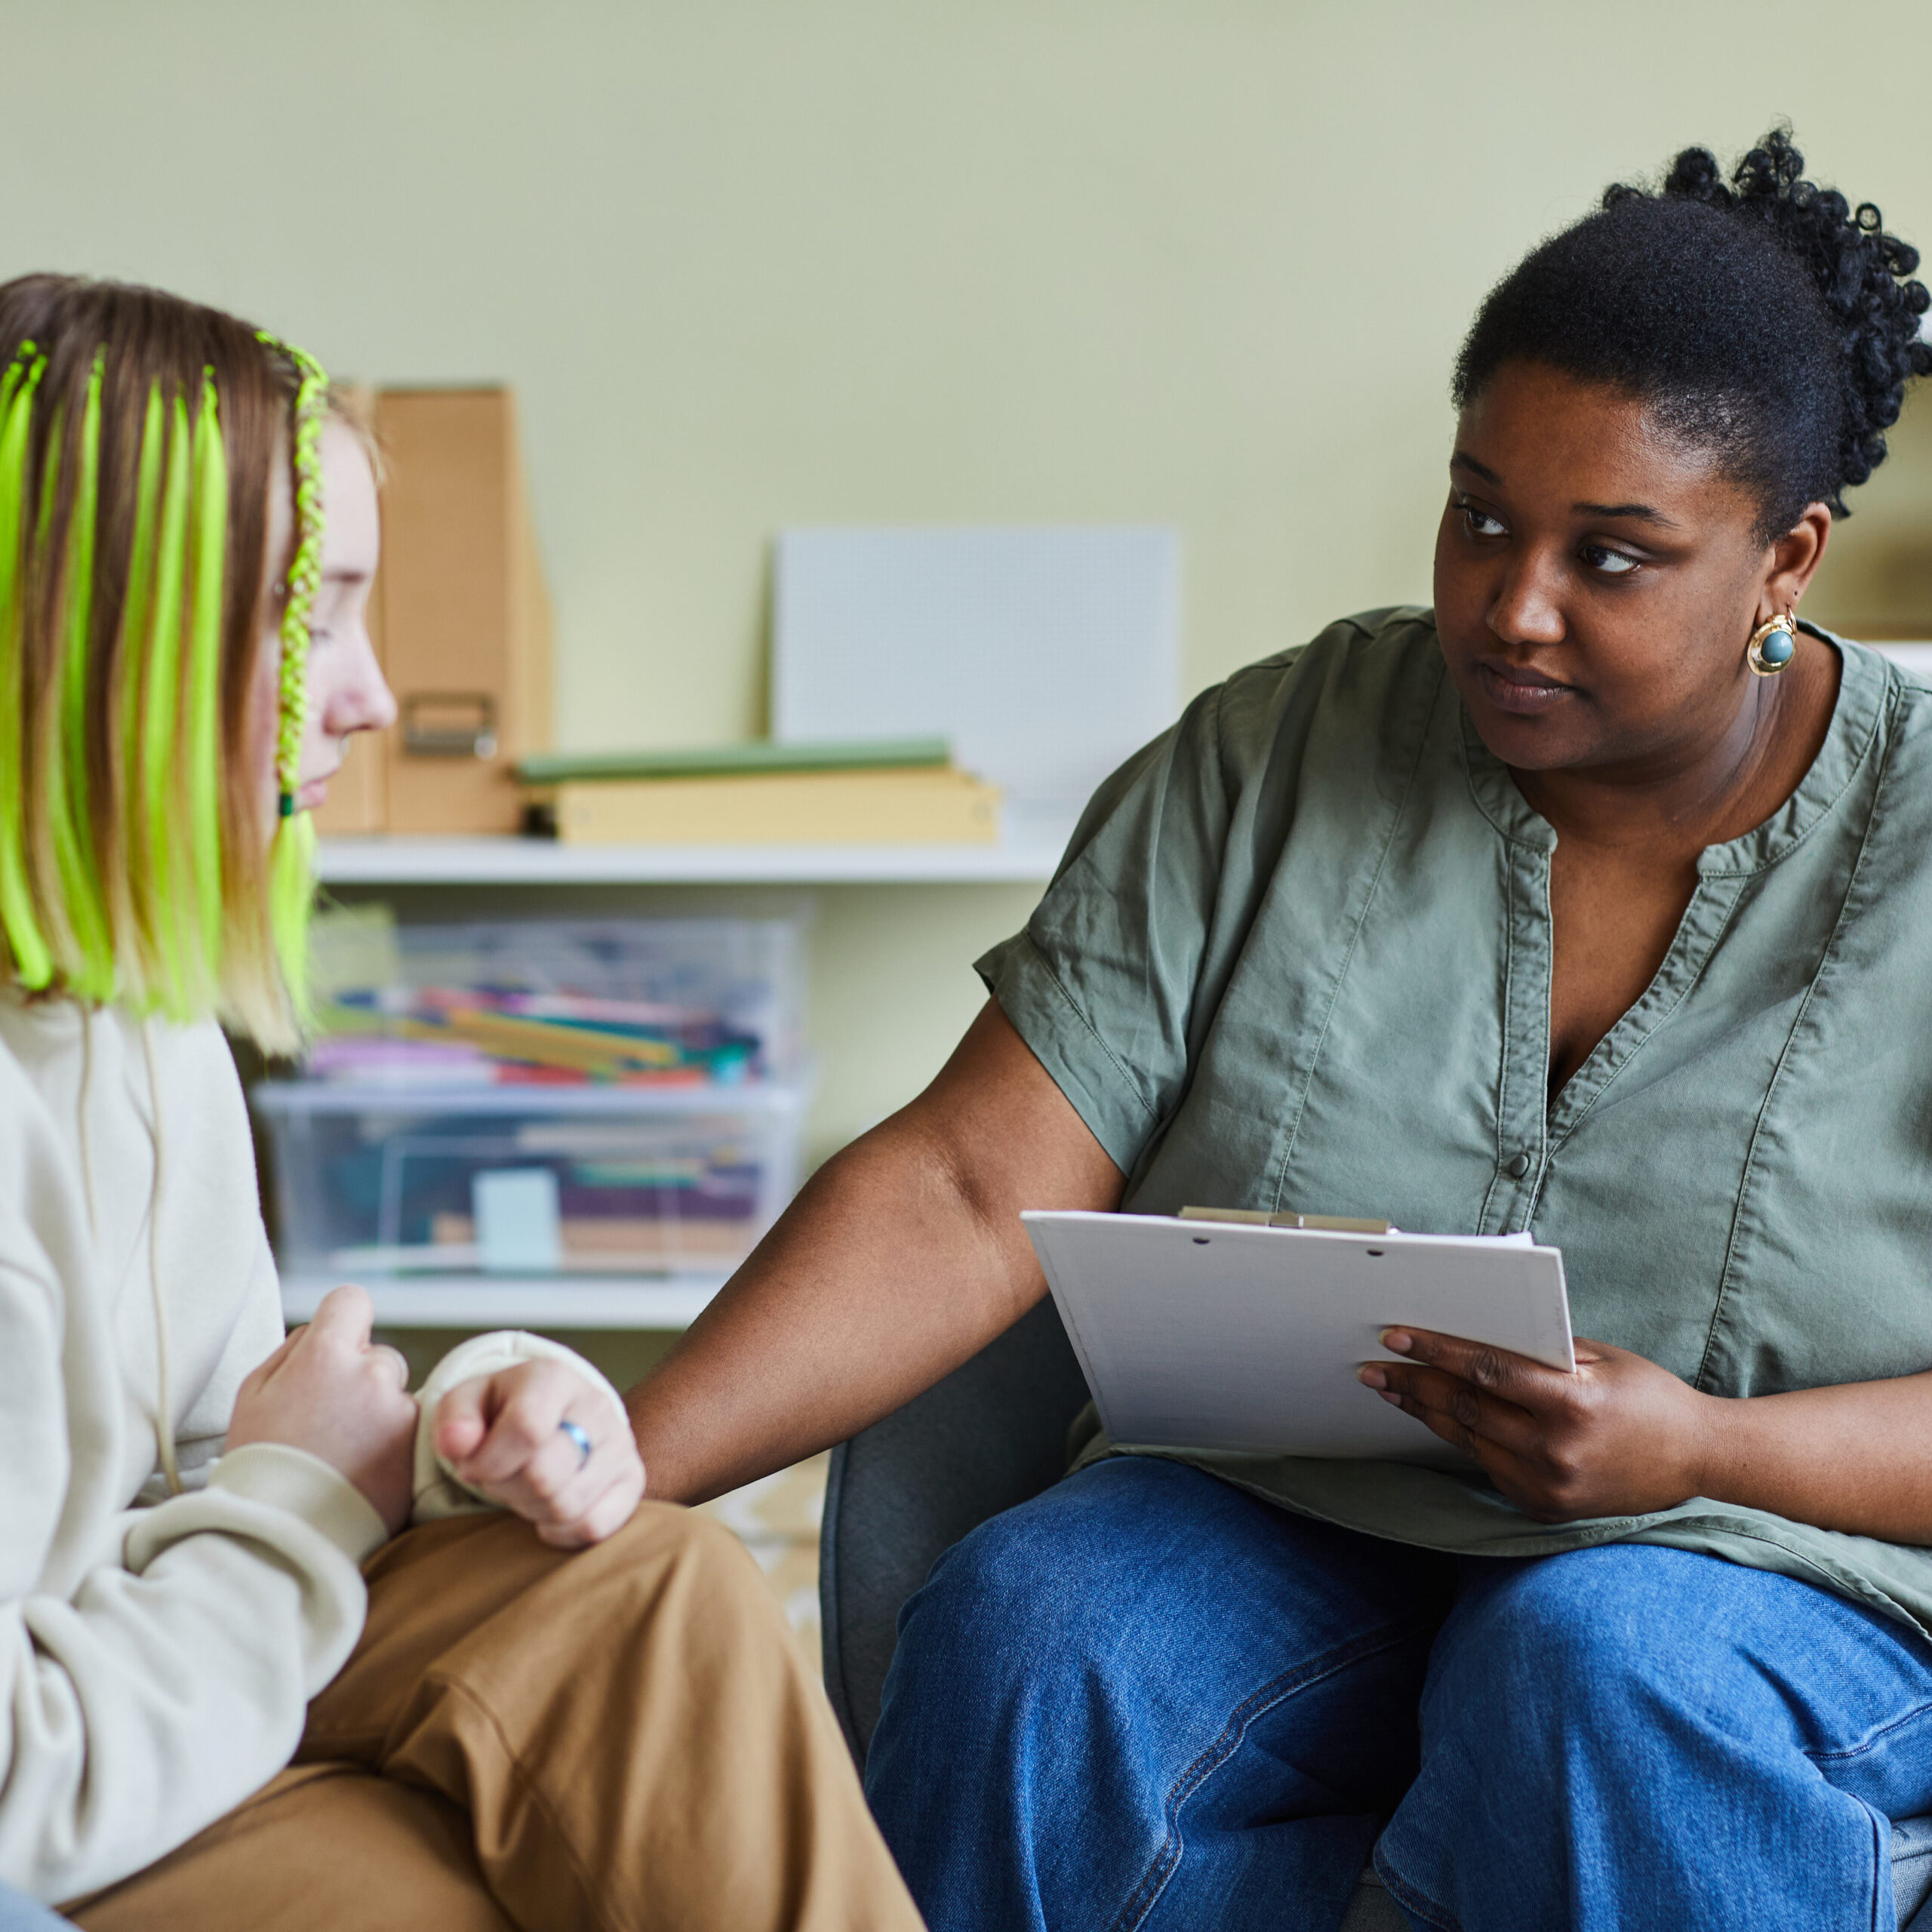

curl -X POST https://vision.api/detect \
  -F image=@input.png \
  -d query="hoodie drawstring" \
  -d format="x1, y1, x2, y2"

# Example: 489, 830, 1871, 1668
75, 1004, 98, 1240
138, 1018, 182, 1497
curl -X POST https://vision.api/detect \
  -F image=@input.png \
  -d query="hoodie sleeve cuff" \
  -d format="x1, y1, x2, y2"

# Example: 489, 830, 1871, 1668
206, 1441, 389, 1566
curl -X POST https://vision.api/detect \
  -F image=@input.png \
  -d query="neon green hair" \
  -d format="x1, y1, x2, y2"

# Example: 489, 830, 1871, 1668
0, 327, 331, 1049
259, 332, 331, 1034
0, 348, 52, 990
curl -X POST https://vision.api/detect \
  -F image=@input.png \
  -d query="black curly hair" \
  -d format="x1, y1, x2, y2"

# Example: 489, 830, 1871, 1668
1454, 128, 1932, 541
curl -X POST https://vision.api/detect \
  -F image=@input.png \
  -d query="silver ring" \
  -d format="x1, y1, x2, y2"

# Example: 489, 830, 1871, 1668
558, 1420, 593, 1469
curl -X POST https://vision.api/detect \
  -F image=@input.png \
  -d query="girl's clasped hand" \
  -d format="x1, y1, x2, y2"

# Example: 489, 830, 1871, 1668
226, 1286, 420, 1533
433, 1355, 647, 1549
228, 1284, 645, 1546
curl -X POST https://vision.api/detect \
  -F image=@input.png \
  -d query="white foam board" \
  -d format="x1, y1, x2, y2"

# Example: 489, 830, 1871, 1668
773, 526, 1182, 814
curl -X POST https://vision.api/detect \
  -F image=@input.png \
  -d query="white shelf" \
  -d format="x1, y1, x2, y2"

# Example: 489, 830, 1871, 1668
251, 1077, 807, 1116
1873, 641, 1932, 676
315, 825, 1073, 887
281, 1272, 726, 1330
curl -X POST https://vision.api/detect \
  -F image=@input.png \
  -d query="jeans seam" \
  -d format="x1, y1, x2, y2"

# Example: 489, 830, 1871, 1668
1103, 1611, 1439, 1932
1866, 1798, 1887, 1932
1807, 1696, 1932, 1766
1371, 1767, 1897, 1932
1374, 1844, 1463, 1932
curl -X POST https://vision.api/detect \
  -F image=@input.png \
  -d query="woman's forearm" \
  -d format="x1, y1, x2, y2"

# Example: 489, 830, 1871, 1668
1691, 1371, 1932, 1545
625, 1115, 1038, 1504
623, 1003, 1122, 1506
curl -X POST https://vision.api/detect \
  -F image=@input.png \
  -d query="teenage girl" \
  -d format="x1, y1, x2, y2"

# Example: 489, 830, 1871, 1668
0, 275, 920, 1932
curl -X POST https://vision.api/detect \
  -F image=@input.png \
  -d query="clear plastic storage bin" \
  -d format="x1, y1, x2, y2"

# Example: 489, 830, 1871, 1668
254, 911, 809, 1294
252, 1081, 804, 1279
303, 914, 804, 1088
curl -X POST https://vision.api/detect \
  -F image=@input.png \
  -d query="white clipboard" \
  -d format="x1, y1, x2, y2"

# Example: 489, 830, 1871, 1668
1022, 1209, 1574, 1466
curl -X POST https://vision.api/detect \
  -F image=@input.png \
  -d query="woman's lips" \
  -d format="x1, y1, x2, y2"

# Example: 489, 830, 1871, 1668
1476, 660, 1575, 716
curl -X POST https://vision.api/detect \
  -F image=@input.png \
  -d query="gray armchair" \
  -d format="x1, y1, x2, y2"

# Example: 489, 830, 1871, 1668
820, 1298, 1932, 1931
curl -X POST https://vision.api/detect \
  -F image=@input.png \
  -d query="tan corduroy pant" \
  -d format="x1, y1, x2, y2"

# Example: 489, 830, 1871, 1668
66, 1504, 923, 1932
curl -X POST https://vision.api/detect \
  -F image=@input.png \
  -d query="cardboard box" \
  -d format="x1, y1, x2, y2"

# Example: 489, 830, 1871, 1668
313, 386, 552, 836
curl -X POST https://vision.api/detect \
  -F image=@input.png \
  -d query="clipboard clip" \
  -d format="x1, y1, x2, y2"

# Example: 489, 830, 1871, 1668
1177, 1205, 1392, 1236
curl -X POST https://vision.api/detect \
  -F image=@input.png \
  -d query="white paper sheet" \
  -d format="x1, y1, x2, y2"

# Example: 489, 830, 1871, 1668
1023, 1211, 1573, 1466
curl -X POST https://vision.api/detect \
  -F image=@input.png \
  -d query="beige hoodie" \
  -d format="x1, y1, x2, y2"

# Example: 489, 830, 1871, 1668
0, 991, 623, 1903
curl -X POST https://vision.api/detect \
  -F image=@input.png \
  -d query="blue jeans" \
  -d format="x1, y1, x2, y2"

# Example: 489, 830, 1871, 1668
0, 1890, 68, 1930
864, 1456, 1932, 1931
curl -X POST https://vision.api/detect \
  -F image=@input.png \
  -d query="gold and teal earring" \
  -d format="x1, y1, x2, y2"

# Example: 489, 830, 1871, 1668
1747, 610, 1798, 677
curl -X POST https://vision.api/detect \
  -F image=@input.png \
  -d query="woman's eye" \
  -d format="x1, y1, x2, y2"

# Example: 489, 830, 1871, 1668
1461, 505, 1506, 539
1580, 543, 1639, 577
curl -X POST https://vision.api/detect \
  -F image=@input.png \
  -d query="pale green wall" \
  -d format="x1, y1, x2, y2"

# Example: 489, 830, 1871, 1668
7, 0, 1932, 1157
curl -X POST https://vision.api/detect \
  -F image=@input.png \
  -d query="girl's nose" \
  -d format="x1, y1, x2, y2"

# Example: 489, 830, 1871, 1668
329, 633, 398, 737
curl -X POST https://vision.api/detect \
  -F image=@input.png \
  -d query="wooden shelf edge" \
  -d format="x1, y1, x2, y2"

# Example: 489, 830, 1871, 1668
281, 1272, 728, 1331
313, 829, 1072, 886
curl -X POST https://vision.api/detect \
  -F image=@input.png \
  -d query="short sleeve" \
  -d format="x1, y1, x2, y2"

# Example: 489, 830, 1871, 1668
977, 684, 1233, 1174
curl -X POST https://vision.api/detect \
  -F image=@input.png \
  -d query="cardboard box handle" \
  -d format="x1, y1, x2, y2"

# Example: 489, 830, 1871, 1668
402, 692, 499, 760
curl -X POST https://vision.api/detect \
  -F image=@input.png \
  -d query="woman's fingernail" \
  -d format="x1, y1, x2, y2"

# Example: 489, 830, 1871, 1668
1358, 1364, 1387, 1389
1379, 1390, 1404, 1406
1381, 1329, 1414, 1354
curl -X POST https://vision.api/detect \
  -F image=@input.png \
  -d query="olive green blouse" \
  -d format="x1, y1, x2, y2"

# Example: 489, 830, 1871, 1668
978, 606, 1932, 1638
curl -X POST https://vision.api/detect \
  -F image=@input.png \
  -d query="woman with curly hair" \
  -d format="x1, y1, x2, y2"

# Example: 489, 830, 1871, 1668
623, 130, 1932, 1928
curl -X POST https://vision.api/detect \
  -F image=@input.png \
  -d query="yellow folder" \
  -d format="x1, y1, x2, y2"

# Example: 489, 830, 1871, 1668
550, 767, 1001, 846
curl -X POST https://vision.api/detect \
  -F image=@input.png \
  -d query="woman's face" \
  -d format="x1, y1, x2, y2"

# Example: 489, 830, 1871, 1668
1432, 361, 1829, 778
251, 417, 395, 832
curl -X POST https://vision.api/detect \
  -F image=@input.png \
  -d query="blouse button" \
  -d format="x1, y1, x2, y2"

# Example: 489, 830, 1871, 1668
1505, 1151, 1532, 1179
